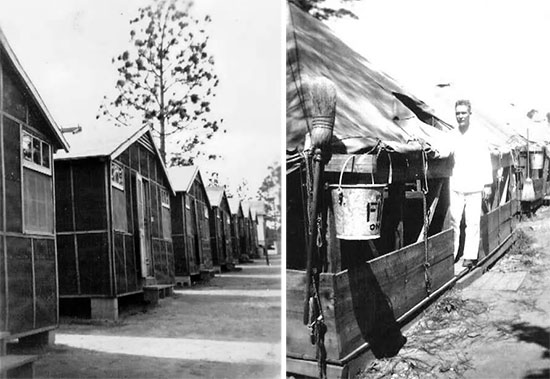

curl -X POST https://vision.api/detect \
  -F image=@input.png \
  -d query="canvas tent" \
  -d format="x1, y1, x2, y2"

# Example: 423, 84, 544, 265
287, 3, 452, 159
54, 124, 175, 320
285, 3, 518, 377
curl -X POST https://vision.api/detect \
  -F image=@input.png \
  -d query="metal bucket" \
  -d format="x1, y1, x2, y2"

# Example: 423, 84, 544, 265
329, 154, 386, 240
330, 184, 386, 240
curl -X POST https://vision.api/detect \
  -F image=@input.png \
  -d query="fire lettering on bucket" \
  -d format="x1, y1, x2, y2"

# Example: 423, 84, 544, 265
366, 202, 378, 222
367, 202, 380, 232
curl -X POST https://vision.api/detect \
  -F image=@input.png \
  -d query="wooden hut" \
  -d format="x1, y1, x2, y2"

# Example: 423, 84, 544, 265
54, 125, 175, 320
286, 4, 518, 378
239, 201, 254, 260
243, 201, 260, 258
249, 201, 267, 254
206, 187, 234, 271
228, 197, 247, 263
168, 165, 214, 286
0, 28, 69, 347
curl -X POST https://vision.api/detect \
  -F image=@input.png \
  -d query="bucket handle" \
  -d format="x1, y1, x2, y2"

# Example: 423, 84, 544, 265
337, 153, 392, 191
337, 155, 373, 193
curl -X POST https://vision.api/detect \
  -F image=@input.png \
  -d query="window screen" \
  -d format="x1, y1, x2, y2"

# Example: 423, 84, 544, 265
24, 169, 54, 234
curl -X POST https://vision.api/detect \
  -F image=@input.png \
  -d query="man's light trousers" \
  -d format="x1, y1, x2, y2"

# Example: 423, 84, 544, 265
450, 190, 482, 261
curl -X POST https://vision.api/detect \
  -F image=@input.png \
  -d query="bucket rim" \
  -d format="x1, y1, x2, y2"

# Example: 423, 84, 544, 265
328, 184, 387, 189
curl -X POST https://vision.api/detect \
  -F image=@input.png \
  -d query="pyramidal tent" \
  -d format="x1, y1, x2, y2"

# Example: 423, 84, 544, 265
286, 1, 451, 157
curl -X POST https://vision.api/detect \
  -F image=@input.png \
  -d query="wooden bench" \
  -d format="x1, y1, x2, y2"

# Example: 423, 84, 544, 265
143, 284, 174, 305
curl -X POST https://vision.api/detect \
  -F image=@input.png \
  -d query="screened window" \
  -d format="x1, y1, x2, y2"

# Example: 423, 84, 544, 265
160, 188, 170, 209
111, 162, 124, 190
24, 169, 54, 234
22, 132, 51, 175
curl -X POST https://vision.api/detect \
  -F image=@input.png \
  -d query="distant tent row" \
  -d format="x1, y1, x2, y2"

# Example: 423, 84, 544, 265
0, 26, 267, 353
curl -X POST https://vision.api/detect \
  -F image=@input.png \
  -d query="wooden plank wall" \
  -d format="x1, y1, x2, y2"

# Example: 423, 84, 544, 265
287, 229, 454, 362
480, 201, 513, 259
1, 53, 60, 336
55, 159, 112, 297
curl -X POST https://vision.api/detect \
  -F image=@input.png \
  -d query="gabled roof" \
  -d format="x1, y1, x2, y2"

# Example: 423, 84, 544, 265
248, 201, 266, 216
169, 165, 199, 193
241, 201, 256, 221
0, 27, 69, 151
54, 123, 144, 160
206, 186, 226, 208
54, 124, 174, 194
286, 3, 449, 156
227, 197, 243, 217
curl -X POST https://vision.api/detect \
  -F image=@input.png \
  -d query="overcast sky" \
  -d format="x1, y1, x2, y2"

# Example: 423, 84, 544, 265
0, 0, 282, 195
325, 0, 550, 118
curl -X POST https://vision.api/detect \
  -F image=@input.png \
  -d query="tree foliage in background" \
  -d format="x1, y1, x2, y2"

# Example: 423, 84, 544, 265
257, 162, 281, 231
290, 0, 359, 20
99, 0, 222, 165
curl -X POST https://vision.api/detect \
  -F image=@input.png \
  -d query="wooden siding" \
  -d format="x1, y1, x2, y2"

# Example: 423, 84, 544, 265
55, 139, 174, 298
171, 175, 212, 276
287, 229, 454, 362
1, 51, 59, 336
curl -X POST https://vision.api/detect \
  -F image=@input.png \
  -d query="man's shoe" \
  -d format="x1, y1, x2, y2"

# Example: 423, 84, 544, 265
462, 259, 477, 269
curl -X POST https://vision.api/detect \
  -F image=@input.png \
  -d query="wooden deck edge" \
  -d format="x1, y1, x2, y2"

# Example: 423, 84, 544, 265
7, 325, 57, 342
455, 230, 518, 290
287, 356, 345, 379
0, 354, 39, 373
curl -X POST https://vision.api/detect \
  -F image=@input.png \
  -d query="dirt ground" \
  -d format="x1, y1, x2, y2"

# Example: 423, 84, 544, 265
10, 255, 281, 379
359, 207, 550, 379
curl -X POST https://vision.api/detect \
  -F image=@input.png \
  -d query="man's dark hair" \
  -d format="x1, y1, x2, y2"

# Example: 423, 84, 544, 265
455, 99, 471, 112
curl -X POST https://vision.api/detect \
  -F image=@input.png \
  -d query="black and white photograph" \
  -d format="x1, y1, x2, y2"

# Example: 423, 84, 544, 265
0, 0, 281, 378
286, 0, 550, 378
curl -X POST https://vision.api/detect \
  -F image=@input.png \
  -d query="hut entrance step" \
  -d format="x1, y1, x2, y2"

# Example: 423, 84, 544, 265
199, 269, 215, 280
1, 332, 10, 356
175, 276, 192, 287
1, 332, 39, 379
0, 355, 39, 379
143, 284, 174, 305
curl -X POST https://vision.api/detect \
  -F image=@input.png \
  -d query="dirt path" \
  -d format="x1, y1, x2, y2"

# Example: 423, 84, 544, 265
15, 256, 282, 379
359, 208, 550, 379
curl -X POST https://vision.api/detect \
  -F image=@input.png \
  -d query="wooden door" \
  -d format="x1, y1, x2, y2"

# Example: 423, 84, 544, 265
136, 173, 153, 277
192, 200, 202, 266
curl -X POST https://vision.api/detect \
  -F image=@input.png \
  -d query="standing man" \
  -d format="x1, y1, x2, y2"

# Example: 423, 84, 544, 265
449, 99, 493, 268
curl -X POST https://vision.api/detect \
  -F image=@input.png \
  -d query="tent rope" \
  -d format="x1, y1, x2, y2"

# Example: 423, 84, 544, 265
308, 273, 327, 379
420, 147, 432, 296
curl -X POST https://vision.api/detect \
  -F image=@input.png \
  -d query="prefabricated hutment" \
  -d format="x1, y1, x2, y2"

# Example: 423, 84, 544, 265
228, 197, 246, 262
205, 186, 235, 270
241, 201, 259, 259
168, 165, 214, 284
0, 28, 69, 343
54, 125, 175, 320
249, 201, 267, 251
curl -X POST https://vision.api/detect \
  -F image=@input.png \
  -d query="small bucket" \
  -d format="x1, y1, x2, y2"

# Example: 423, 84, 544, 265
329, 155, 386, 240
